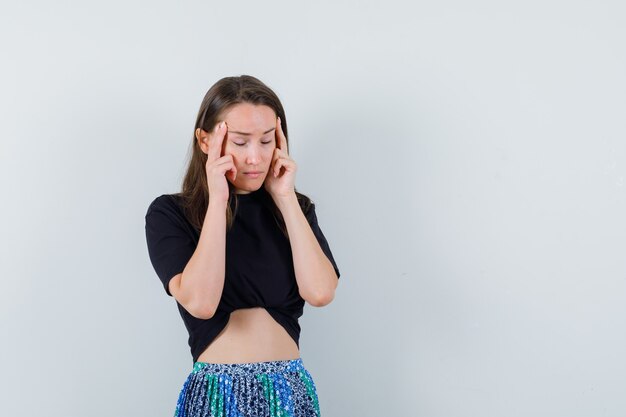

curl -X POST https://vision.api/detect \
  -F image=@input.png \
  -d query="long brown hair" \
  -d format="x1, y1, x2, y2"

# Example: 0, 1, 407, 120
177, 75, 314, 239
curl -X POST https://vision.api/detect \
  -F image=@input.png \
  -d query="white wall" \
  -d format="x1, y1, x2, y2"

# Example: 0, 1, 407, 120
1, 1, 624, 416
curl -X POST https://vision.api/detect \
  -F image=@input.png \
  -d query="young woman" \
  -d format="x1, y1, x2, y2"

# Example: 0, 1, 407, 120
145, 75, 341, 417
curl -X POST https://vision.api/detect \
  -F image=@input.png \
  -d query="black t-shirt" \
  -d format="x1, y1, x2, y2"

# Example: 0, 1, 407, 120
144, 187, 340, 363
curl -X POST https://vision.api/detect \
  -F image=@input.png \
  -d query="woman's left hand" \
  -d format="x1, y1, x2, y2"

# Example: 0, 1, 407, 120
264, 116, 297, 200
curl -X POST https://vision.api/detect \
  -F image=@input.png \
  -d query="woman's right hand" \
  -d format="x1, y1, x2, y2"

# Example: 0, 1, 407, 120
205, 121, 237, 204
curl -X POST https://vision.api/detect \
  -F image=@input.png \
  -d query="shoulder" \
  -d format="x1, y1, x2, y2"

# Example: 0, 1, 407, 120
145, 193, 185, 219
300, 198, 317, 223
295, 192, 315, 217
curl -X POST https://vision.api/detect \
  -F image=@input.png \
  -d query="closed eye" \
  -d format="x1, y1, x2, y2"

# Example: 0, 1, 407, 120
234, 141, 273, 146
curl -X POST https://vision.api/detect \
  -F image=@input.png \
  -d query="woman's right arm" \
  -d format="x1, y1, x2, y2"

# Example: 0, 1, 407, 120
170, 199, 227, 319
171, 120, 235, 319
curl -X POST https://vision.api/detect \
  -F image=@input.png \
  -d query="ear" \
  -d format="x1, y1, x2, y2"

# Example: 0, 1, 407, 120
195, 128, 209, 153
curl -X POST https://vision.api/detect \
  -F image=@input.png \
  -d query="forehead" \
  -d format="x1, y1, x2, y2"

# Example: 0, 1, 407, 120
223, 103, 276, 134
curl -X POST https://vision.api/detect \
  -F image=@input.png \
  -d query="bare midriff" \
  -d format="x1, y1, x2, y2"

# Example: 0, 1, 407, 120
195, 307, 301, 364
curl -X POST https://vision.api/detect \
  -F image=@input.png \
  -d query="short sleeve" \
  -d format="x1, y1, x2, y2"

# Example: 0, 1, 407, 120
304, 203, 341, 279
145, 196, 197, 296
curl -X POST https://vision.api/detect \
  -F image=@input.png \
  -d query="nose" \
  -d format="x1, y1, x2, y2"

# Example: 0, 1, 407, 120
245, 145, 262, 165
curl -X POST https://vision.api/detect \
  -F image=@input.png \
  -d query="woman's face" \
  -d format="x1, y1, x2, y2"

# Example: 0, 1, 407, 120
218, 103, 278, 194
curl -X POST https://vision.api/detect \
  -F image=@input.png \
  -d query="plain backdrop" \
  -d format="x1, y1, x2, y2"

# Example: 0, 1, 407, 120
1, 1, 625, 416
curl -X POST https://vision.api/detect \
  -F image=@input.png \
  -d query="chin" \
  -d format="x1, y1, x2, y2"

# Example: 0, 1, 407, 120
232, 181, 264, 194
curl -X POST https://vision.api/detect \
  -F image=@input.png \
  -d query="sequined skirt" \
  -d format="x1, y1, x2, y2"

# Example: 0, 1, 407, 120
174, 357, 321, 417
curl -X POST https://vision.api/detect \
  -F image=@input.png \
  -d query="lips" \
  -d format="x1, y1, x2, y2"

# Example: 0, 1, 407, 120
245, 171, 262, 174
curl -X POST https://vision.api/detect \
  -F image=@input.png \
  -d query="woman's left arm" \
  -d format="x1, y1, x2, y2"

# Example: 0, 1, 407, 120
265, 115, 337, 306
275, 194, 338, 307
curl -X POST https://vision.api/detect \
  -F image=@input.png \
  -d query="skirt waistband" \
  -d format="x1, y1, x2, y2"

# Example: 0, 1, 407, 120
191, 357, 305, 377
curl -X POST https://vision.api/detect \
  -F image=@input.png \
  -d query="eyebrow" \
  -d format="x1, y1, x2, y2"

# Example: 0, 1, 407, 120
228, 127, 276, 136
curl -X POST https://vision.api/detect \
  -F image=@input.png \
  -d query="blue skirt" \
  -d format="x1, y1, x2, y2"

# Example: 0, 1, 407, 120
174, 357, 321, 417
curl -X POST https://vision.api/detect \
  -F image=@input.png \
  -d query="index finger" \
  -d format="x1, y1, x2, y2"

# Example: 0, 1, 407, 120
207, 121, 227, 161
276, 116, 288, 155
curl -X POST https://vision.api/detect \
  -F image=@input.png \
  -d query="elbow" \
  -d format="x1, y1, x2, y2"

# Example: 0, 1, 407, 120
187, 300, 217, 320
307, 289, 335, 307
303, 272, 339, 307
173, 273, 221, 319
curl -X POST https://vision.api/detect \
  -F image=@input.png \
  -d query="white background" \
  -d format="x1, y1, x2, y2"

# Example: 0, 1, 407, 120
1, 1, 625, 416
